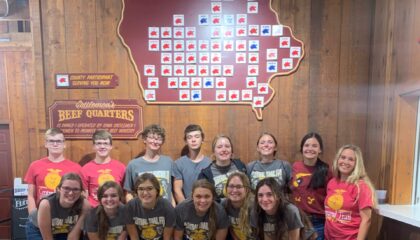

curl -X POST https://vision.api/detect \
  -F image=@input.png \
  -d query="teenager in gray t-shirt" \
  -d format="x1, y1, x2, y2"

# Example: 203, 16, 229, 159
173, 123, 211, 203
247, 159, 292, 190
126, 198, 175, 240
85, 205, 127, 239
248, 133, 292, 190
173, 155, 211, 200
174, 179, 230, 240
222, 172, 256, 240
85, 181, 127, 240
124, 155, 175, 200
126, 172, 176, 240
252, 177, 304, 240
124, 124, 175, 203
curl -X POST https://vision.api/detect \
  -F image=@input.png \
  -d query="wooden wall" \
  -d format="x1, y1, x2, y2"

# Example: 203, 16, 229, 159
368, 0, 420, 238
10, 0, 420, 238
3, 0, 373, 180
368, 0, 420, 203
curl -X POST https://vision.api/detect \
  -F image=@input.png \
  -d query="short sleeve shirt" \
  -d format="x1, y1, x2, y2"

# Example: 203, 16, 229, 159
291, 160, 332, 216
221, 199, 256, 240
173, 156, 211, 198
211, 163, 239, 199
324, 179, 373, 240
247, 159, 292, 190
124, 155, 175, 200
81, 159, 126, 207
24, 157, 82, 205
85, 204, 127, 239
126, 197, 175, 240
175, 199, 230, 240
250, 203, 303, 239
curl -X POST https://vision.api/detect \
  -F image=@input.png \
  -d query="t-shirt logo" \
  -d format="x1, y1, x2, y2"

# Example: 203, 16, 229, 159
44, 169, 62, 190
326, 189, 346, 210
232, 224, 247, 240
189, 228, 207, 240
140, 224, 159, 239
156, 177, 168, 197
97, 169, 115, 185
292, 172, 311, 187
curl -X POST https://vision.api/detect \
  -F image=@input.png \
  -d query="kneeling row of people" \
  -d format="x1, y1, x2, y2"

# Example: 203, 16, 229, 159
25, 171, 315, 240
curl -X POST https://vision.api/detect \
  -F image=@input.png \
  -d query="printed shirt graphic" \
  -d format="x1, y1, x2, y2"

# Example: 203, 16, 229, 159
211, 163, 239, 198
126, 198, 175, 240
24, 157, 82, 204
247, 160, 291, 190
51, 215, 79, 234
291, 161, 332, 215
222, 200, 255, 240
134, 216, 166, 240
324, 178, 373, 240
184, 221, 210, 240
81, 159, 126, 207
124, 156, 174, 200
175, 199, 229, 240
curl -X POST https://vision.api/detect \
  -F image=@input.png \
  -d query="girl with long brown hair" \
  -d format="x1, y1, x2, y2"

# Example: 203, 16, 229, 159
174, 179, 229, 240
252, 177, 304, 240
126, 173, 175, 240
85, 181, 127, 239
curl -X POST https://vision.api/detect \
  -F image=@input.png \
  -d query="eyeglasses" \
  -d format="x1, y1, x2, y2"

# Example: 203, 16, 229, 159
61, 186, 81, 194
146, 136, 163, 143
46, 139, 64, 144
94, 142, 111, 147
137, 186, 155, 192
227, 184, 245, 190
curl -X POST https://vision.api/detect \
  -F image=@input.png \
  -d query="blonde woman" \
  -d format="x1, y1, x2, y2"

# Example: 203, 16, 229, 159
324, 144, 377, 240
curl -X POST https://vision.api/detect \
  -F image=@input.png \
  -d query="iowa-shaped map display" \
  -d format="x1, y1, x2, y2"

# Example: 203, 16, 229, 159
118, 0, 304, 120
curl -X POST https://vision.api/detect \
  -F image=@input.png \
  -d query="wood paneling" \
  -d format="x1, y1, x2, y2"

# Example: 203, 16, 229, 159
368, 0, 420, 205
9, 0, 420, 239
13, 0, 373, 174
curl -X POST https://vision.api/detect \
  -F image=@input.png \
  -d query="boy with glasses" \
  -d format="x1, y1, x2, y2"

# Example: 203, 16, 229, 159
24, 128, 82, 214
81, 130, 126, 207
124, 124, 175, 205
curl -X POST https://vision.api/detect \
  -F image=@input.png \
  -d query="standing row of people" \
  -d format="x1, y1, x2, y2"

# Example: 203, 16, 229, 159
24, 125, 377, 239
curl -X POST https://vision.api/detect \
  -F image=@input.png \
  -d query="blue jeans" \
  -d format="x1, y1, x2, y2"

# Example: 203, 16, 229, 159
25, 221, 68, 240
309, 215, 325, 240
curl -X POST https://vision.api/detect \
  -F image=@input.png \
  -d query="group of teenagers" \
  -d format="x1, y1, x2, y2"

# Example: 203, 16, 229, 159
23, 124, 377, 240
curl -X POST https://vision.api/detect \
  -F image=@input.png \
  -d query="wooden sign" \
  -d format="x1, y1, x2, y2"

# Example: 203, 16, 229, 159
49, 99, 143, 139
55, 73, 119, 89
118, 0, 304, 120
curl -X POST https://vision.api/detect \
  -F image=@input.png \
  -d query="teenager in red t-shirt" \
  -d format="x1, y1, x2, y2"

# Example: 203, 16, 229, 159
24, 128, 82, 214
324, 145, 377, 240
81, 130, 126, 207
291, 132, 332, 240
